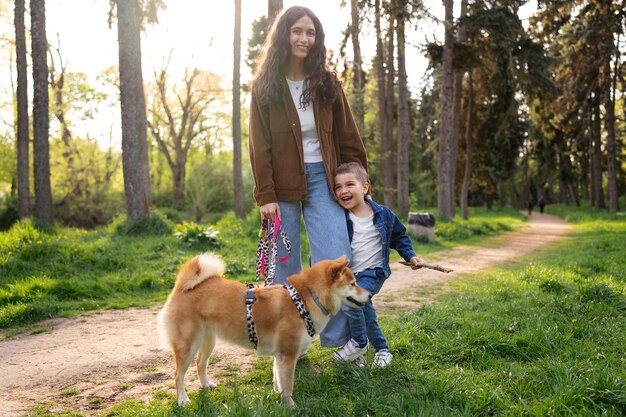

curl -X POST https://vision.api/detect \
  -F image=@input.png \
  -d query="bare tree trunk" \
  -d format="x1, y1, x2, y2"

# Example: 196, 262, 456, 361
350, 0, 365, 136
15, 0, 31, 218
460, 72, 473, 220
31, 0, 52, 225
603, 59, 619, 212
396, 16, 409, 218
450, 0, 468, 212
116, 0, 152, 219
375, 0, 391, 207
508, 177, 518, 209
384, 15, 396, 208
438, 0, 454, 220
232, 0, 245, 218
591, 91, 605, 208
497, 180, 506, 208
268, 0, 283, 29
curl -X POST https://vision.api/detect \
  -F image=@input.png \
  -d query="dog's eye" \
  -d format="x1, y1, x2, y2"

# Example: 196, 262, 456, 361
351, 282, 356, 287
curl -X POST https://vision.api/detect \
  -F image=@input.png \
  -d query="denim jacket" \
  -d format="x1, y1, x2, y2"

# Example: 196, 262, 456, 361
345, 197, 416, 278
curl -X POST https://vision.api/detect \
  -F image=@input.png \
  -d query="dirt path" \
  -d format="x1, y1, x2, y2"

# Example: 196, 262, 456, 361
0, 213, 571, 417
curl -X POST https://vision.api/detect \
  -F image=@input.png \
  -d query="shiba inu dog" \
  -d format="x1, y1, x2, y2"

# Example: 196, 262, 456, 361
158, 253, 371, 407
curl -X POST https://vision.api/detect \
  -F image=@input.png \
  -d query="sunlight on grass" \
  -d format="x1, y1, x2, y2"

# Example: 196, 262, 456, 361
0, 207, 521, 334
92, 205, 625, 416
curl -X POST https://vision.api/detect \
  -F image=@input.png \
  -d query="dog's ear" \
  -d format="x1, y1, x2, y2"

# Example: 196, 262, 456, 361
331, 256, 351, 279
334, 256, 350, 269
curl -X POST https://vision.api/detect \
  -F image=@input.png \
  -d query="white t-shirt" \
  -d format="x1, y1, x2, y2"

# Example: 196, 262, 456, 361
349, 211, 383, 274
286, 79, 323, 163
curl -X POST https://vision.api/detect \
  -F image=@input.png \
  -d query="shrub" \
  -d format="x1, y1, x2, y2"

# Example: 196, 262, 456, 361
111, 210, 173, 236
0, 195, 19, 231
174, 221, 221, 248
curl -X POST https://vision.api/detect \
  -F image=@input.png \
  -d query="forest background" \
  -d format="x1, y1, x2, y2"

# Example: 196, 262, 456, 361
0, 0, 624, 230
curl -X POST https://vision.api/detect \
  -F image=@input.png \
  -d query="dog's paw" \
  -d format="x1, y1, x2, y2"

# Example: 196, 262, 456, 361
177, 392, 190, 406
201, 380, 217, 389
283, 397, 297, 408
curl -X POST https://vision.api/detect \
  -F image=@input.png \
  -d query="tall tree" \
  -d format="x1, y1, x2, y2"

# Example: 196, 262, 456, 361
30, 0, 52, 225
374, 0, 394, 207
460, 72, 473, 220
268, 0, 283, 30
450, 0, 468, 212
14, 0, 31, 218
147, 67, 214, 208
350, 0, 365, 135
374, 0, 393, 207
438, 0, 455, 220
396, 3, 410, 218
384, 9, 396, 208
232, 0, 245, 217
112, 0, 154, 219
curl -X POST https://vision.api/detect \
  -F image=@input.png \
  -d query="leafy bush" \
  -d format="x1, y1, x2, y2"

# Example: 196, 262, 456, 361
174, 221, 221, 248
0, 195, 19, 231
111, 210, 173, 236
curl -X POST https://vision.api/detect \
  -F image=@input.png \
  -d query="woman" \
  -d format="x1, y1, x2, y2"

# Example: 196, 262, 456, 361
248, 5, 367, 287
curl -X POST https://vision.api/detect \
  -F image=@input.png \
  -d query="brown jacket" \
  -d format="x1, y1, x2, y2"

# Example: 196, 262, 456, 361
249, 78, 367, 206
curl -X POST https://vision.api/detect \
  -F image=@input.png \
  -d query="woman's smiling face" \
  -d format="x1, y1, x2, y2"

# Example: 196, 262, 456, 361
289, 15, 316, 61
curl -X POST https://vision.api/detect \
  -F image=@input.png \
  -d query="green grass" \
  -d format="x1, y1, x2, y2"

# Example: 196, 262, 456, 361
0, 207, 521, 333
24, 204, 624, 416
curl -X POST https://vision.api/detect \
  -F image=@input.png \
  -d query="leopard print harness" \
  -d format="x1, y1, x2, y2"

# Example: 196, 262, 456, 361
245, 281, 317, 349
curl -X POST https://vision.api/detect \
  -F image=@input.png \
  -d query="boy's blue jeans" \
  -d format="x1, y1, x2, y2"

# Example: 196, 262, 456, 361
321, 268, 389, 351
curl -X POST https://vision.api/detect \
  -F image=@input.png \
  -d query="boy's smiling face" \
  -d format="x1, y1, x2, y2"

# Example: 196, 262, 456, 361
334, 172, 369, 212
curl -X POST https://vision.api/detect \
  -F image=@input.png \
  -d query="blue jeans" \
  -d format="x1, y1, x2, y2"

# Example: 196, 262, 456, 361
273, 162, 351, 284
321, 268, 389, 351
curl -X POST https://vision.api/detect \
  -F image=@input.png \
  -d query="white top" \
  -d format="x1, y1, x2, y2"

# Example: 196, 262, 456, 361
286, 79, 323, 163
349, 211, 383, 274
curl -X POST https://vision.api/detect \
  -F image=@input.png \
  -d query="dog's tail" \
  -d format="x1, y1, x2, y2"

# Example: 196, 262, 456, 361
157, 253, 225, 350
174, 252, 226, 292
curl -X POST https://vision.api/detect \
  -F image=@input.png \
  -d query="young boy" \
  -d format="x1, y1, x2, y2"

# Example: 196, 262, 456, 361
331, 162, 421, 367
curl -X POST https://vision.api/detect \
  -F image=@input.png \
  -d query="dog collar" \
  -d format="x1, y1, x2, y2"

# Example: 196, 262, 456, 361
284, 282, 316, 337
307, 287, 330, 316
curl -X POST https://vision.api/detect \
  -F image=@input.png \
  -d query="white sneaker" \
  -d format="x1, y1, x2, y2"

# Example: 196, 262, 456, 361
373, 349, 393, 367
333, 339, 369, 363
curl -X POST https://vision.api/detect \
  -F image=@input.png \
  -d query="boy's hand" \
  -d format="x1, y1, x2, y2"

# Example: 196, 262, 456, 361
408, 256, 423, 270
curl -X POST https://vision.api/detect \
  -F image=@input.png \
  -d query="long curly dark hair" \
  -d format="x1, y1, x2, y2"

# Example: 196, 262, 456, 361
251, 6, 337, 107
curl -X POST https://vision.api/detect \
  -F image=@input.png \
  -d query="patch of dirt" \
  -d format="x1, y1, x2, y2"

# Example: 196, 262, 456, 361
0, 213, 571, 416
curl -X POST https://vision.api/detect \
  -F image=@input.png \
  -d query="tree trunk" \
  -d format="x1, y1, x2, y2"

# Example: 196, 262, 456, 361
603, 59, 619, 212
450, 0, 468, 212
375, 0, 391, 207
591, 91, 605, 208
396, 16, 409, 218
350, 0, 365, 136
233, 0, 245, 218
267, 0, 283, 29
15, 0, 31, 218
508, 177, 518, 209
116, 0, 152, 219
384, 15, 396, 208
460, 72, 473, 220
30, 0, 52, 225
438, 0, 455, 220
497, 180, 506, 208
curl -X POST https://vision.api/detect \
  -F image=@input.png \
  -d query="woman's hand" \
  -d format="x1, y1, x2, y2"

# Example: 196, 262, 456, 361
260, 203, 281, 221
408, 256, 423, 270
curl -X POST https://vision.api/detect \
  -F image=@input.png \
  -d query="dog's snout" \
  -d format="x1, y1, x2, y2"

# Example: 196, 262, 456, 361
367, 292, 373, 300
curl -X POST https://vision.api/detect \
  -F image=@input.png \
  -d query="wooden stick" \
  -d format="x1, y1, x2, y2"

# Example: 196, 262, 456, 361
398, 261, 453, 273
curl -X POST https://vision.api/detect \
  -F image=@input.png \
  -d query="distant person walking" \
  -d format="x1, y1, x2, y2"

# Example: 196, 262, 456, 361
527, 196, 534, 216
538, 194, 545, 214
